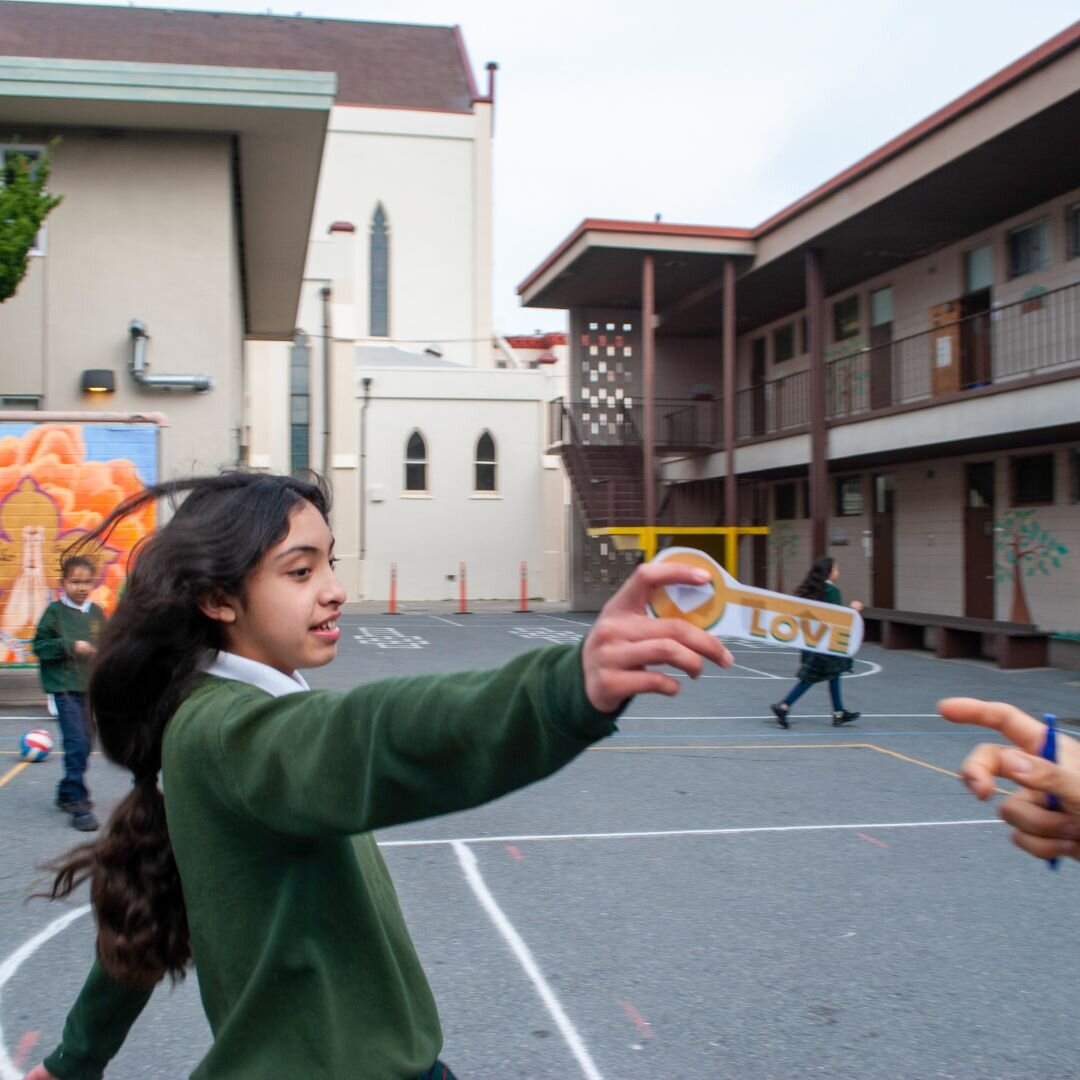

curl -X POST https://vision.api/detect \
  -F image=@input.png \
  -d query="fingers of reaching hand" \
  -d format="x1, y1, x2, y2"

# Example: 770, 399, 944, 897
938, 698, 1047, 752
604, 561, 712, 615
592, 614, 732, 669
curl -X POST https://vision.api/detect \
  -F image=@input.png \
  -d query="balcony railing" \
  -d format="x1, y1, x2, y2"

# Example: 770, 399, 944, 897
551, 279, 1079, 451
828, 279, 1080, 419
549, 397, 719, 449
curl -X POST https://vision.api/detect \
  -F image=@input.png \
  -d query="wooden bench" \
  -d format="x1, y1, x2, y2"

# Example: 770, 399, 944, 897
860, 608, 1049, 669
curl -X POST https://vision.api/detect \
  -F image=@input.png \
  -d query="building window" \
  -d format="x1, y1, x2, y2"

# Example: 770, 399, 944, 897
405, 430, 427, 492
370, 203, 389, 337
474, 431, 497, 492
1011, 453, 1054, 505
2, 145, 47, 254
289, 331, 310, 474
835, 475, 863, 516
1067, 204, 1080, 261
1070, 448, 1080, 503
1007, 219, 1049, 279
964, 245, 994, 293
773, 324, 795, 364
832, 296, 859, 342
774, 482, 797, 520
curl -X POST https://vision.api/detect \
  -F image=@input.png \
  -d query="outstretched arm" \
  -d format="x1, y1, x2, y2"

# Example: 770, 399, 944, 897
939, 698, 1080, 864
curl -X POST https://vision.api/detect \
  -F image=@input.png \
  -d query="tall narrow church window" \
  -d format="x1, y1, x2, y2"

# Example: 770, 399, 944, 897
370, 203, 389, 337
474, 432, 497, 492
405, 430, 427, 492
289, 330, 310, 474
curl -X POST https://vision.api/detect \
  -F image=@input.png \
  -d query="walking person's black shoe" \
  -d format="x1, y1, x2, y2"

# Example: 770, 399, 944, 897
771, 703, 791, 729
832, 710, 860, 726
71, 808, 100, 831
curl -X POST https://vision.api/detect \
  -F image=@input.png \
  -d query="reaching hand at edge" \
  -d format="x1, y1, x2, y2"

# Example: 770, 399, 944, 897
23, 1066, 57, 1080
939, 697, 1080, 864
582, 562, 733, 714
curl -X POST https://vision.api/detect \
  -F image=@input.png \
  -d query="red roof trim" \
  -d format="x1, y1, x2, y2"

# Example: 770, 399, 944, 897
505, 333, 568, 348
518, 19, 1080, 296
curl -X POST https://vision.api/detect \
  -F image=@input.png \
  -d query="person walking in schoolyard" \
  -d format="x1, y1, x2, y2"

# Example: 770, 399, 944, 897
32, 554, 105, 831
770, 556, 863, 729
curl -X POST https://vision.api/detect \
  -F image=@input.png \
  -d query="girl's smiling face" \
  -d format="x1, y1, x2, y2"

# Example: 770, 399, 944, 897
203, 500, 346, 674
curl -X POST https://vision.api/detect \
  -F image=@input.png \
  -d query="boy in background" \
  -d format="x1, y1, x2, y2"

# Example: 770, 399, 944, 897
32, 555, 105, 831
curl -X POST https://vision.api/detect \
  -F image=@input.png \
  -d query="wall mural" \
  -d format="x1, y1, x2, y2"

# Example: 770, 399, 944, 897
0, 421, 158, 664
994, 507, 1070, 625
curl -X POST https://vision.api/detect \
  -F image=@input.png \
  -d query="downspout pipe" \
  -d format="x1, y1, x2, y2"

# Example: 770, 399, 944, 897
129, 321, 214, 392
320, 286, 332, 475
360, 376, 371, 561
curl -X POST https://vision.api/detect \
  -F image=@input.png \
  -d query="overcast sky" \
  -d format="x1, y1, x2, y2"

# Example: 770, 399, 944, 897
25, 0, 1080, 334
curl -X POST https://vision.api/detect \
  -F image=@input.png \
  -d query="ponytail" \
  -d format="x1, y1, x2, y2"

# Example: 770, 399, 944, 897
42, 471, 330, 985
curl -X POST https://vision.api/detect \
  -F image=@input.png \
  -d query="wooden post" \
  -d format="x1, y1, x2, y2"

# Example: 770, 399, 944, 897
642, 254, 656, 526
805, 248, 828, 557
723, 258, 737, 527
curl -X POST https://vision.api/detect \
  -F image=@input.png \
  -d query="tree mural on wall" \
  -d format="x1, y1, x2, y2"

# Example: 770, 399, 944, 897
769, 521, 799, 594
994, 508, 1069, 624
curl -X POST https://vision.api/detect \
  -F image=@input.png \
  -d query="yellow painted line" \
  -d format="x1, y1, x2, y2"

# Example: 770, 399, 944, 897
866, 743, 1012, 796
0, 761, 30, 788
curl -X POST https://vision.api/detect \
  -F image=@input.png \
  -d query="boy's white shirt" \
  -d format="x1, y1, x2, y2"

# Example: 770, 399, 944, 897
203, 650, 310, 698
59, 593, 93, 614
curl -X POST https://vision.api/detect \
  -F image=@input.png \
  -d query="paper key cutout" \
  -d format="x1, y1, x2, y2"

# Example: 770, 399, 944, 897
647, 546, 863, 658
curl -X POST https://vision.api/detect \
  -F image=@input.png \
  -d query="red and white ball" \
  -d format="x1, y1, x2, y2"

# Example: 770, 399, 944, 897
20, 729, 54, 762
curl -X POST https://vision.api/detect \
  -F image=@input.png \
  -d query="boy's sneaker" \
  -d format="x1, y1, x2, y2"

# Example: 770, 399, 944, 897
56, 798, 92, 814
832, 710, 860, 726
770, 703, 791, 729
71, 809, 100, 832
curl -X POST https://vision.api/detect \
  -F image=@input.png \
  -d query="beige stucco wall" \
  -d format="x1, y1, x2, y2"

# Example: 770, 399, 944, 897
0, 129, 245, 473
755, 441, 1080, 632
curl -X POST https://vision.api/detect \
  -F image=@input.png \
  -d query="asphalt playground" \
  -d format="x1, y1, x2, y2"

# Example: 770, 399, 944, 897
2, 611, 1080, 1079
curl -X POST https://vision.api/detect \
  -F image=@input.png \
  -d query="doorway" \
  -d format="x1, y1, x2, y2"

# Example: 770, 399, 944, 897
964, 462, 995, 619
960, 288, 992, 388
869, 286, 893, 409
871, 473, 895, 608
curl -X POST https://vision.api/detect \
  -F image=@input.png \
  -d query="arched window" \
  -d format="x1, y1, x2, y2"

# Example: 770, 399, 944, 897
405, 430, 427, 492
289, 330, 310, 474
474, 431, 497, 492
370, 203, 389, 338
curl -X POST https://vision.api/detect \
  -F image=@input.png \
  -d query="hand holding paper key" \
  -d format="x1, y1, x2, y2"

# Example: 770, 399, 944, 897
646, 547, 864, 658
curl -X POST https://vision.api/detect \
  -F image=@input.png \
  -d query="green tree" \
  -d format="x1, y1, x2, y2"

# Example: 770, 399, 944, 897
1, 142, 63, 303
769, 521, 799, 593
994, 508, 1069, 624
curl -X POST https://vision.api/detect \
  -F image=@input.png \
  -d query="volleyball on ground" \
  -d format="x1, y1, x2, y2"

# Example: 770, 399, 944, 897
20, 729, 54, 762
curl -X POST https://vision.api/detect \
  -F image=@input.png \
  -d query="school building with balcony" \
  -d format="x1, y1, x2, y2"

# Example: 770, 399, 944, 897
521, 22, 1080, 653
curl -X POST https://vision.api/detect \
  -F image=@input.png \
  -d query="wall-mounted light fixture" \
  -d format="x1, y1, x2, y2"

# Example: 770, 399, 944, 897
81, 369, 116, 393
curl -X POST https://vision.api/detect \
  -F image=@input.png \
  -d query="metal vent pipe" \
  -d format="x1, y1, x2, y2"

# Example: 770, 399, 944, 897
129, 321, 214, 392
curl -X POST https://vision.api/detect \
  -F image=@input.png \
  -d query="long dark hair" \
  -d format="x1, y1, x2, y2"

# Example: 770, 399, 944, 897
795, 556, 835, 601
44, 471, 331, 986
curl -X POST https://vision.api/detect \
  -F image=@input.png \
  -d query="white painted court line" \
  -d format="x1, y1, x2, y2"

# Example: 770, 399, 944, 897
0, 905, 91, 1080
452, 842, 604, 1080
622, 713, 942, 720
387, 819, 1000, 849
535, 613, 595, 628
727, 661, 783, 679
428, 615, 464, 627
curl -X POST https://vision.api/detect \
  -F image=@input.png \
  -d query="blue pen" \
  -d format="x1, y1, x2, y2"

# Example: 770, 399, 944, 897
1041, 713, 1060, 871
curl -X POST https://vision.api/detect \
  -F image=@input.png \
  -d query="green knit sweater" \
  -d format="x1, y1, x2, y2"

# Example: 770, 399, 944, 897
31, 600, 105, 693
43, 644, 619, 1080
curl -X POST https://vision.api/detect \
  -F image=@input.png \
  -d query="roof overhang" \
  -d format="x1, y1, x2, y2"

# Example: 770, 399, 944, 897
518, 219, 755, 315
0, 56, 336, 339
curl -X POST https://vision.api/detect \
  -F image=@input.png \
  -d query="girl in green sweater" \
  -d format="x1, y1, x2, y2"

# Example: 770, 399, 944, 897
770, 556, 864, 729
26, 472, 730, 1080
